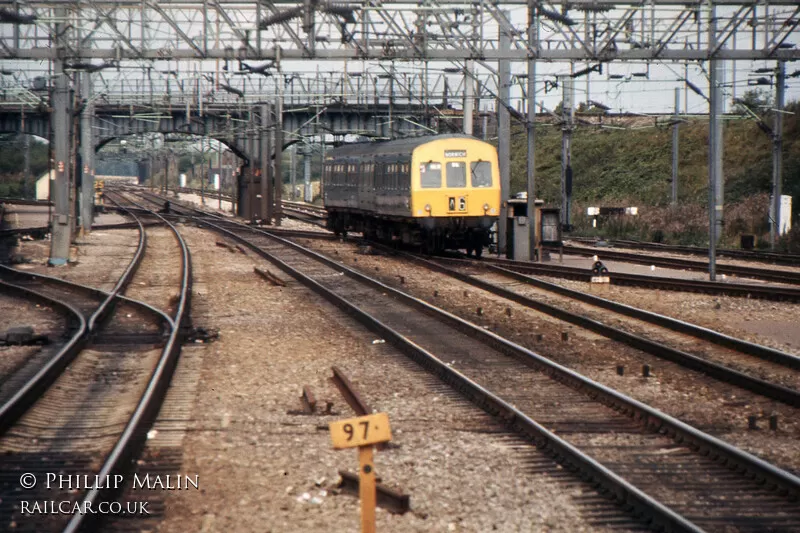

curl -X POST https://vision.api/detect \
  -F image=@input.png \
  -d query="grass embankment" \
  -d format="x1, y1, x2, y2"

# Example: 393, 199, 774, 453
509, 104, 800, 249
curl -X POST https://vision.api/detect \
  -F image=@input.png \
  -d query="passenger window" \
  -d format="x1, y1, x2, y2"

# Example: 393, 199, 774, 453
471, 161, 492, 188
446, 162, 466, 188
420, 162, 441, 188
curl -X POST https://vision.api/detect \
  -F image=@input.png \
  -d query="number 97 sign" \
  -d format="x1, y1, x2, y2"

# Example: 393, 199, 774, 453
330, 413, 392, 449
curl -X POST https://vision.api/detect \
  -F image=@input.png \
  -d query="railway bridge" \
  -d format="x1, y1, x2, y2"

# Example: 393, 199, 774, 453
0, 97, 479, 230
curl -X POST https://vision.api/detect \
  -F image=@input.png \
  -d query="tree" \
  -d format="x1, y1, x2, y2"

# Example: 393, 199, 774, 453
732, 89, 771, 115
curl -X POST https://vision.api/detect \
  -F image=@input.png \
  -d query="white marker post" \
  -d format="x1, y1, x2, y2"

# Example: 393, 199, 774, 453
329, 413, 392, 533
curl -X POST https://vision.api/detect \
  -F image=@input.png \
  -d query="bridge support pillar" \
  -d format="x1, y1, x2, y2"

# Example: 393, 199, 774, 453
49, 52, 74, 266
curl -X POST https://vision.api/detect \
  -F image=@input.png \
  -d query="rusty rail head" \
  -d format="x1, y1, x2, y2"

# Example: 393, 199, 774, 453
338, 471, 410, 514
254, 267, 288, 287
301, 385, 317, 414
331, 366, 371, 416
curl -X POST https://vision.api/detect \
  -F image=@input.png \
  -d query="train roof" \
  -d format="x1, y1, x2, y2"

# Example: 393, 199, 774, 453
327, 134, 485, 159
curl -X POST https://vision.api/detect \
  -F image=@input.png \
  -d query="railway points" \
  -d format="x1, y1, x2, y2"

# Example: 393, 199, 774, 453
2, 186, 800, 531
2, 0, 800, 527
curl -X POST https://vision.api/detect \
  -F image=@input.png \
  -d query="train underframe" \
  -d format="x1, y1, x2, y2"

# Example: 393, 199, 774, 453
327, 209, 494, 257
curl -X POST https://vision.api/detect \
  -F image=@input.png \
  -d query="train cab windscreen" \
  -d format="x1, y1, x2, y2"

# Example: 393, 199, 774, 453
446, 161, 466, 188
470, 161, 493, 188
420, 162, 442, 188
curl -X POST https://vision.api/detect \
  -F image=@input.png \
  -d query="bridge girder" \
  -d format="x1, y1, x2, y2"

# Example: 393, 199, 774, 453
0, 0, 797, 63
0, 102, 441, 162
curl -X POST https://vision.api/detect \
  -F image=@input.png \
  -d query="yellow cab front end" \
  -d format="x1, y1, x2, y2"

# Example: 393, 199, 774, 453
410, 137, 500, 225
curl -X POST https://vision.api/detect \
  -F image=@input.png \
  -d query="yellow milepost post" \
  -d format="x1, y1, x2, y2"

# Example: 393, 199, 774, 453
330, 412, 393, 533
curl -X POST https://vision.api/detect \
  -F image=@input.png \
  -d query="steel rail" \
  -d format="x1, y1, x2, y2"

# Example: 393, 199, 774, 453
130, 189, 800, 302
118, 189, 338, 244
248, 222, 800, 497
331, 365, 372, 416
0, 203, 151, 434
376, 244, 800, 371
0, 221, 163, 239
193, 217, 704, 532
195, 217, 800, 527
570, 237, 800, 266
455, 255, 800, 303
140, 191, 794, 379
0, 279, 87, 433
281, 206, 328, 228
282, 200, 326, 215
0, 225, 48, 238
87, 201, 148, 330
0, 197, 53, 206
0, 280, 169, 433
176, 186, 233, 202
265, 227, 338, 240
63, 194, 192, 533
0, 269, 171, 329
554, 244, 800, 285
200, 217, 800, 519
367, 245, 800, 405
489, 264, 800, 371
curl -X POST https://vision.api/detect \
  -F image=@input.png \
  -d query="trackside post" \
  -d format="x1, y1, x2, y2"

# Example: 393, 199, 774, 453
329, 413, 393, 533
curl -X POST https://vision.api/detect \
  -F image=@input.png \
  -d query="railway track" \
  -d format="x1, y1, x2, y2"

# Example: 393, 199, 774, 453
357, 243, 800, 407
0, 199, 191, 532
0, 198, 52, 207
570, 236, 800, 266
0, 202, 150, 431
554, 244, 800, 285
174, 187, 232, 202
171, 187, 328, 227
278, 199, 800, 288
0, 222, 164, 242
141, 199, 800, 531
139, 187, 800, 288
130, 188, 800, 308
475, 254, 800, 303
281, 200, 327, 227
124, 190, 800, 400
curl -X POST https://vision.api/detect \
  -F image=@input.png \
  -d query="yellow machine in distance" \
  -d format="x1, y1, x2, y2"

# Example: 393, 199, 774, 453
94, 179, 104, 208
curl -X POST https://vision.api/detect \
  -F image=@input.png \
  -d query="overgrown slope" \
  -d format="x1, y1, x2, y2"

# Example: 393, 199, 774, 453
510, 104, 799, 207
509, 103, 799, 247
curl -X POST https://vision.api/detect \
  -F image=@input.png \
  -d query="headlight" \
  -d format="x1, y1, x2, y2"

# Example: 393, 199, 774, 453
483, 203, 490, 211
424, 204, 431, 212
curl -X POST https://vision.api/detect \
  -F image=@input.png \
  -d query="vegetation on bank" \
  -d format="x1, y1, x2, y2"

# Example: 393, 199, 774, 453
509, 101, 799, 249
2, 99, 798, 251
0, 134, 49, 197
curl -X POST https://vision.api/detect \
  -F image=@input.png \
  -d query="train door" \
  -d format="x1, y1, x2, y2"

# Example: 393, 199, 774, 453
374, 157, 386, 211
359, 159, 371, 212
445, 160, 468, 215
346, 158, 357, 209
399, 159, 411, 216
387, 160, 397, 215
